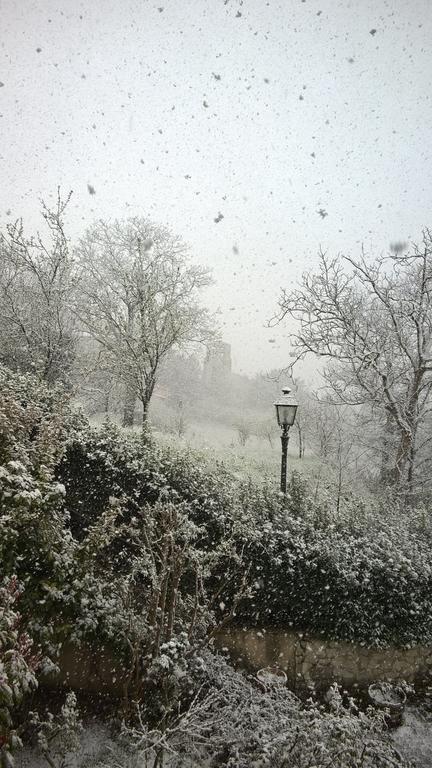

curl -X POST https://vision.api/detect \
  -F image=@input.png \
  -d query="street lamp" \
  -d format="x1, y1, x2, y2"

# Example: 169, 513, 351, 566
274, 386, 298, 493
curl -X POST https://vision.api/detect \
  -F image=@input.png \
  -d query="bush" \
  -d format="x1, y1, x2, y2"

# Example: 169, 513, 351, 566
0, 365, 74, 475
2, 368, 432, 682
239, 508, 432, 646
0, 577, 40, 767
0, 367, 428, 766
56, 419, 432, 647
56, 419, 241, 539
96, 651, 408, 768
0, 367, 79, 643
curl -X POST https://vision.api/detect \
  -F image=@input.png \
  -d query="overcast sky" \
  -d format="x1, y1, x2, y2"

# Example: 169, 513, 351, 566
1, 0, 432, 376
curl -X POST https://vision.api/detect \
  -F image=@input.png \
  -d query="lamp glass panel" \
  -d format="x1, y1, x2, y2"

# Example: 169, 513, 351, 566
276, 403, 298, 427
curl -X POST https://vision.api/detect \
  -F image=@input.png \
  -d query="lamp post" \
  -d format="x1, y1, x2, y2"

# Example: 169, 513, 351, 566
274, 387, 298, 493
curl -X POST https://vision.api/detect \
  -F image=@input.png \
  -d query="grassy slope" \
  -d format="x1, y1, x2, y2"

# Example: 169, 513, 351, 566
153, 419, 319, 484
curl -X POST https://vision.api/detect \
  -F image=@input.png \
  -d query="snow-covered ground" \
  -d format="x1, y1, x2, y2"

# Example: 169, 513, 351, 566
391, 704, 432, 768
17, 724, 198, 768
16, 702, 432, 768
17, 723, 113, 768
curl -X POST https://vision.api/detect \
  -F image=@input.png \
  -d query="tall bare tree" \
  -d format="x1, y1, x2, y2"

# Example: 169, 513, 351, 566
273, 232, 432, 495
0, 191, 76, 385
75, 218, 214, 427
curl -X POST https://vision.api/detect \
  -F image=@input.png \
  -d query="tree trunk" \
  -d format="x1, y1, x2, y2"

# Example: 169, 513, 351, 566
123, 302, 136, 427
140, 377, 156, 428
406, 424, 417, 501
122, 381, 136, 427
380, 412, 396, 486
336, 458, 343, 514
391, 372, 423, 495
298, 426, 303, 459
391, 427, 413, 491
142, 398, 149, 425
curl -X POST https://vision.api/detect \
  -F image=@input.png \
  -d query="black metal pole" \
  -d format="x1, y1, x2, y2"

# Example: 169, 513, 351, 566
280, 426, 289, 493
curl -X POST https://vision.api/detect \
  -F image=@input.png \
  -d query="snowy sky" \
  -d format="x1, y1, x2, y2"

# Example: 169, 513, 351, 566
1, 0, 432, 376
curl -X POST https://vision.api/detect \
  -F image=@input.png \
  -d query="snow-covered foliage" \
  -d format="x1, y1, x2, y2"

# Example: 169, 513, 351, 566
0, 366, 80, 645
0, 193, 76, 387
239, 478, 432, 646
0, 365, 73, 474
25, 655, 411, 768
0, 578, 40, 768
30, 692, 82, 768
74, 218, 214, 426
80, 651, 409, 768
2, 366, 432, 658
58, 422, 432, 647
275, 237, 432, 494
0, 367, 429, 766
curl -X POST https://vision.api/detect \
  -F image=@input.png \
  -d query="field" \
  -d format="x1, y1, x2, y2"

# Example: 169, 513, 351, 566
154, 418, 318, 484
87, 407, 319, 486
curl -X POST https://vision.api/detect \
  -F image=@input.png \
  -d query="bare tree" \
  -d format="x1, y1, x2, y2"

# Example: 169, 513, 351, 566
234, 418, 252, 447
73, 337, 120, 416
273, 234, 432, 496
75, 218, 214, 428
0, 191, 76, 385
312, 402, 361, 511
173, 398, 188, 437
290, 378, 314, 459
256, 419, 275, 448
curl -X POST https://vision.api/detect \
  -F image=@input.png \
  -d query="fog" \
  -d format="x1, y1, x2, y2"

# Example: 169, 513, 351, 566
2, 0, 432, 374
4, 4, 432, 767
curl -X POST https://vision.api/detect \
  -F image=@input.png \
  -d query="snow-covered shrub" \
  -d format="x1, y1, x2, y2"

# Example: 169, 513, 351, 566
0, 365, 77, 476
57, 419, 432, 647
30, 691, 83, 768
56, 419, 238, 539
0, 368, 77, 764
0, 365, 426, 766
0, 367, 77, 643
237, 493, 432, 646
63, 494, 252, 724
103, 650, 409, 768
0, 577, 40, 768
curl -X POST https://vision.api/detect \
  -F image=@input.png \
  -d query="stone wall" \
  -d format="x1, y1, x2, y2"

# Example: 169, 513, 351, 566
44, 630, 432, 696
44, 643, 126, 696
216, 628, 432, 689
